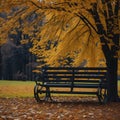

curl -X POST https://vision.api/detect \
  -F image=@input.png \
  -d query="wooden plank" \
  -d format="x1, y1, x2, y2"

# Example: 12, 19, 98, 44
73, 84, 99, 88
44, 71, 107, 75
50, 91, 98, 94
43, 84, 72, 87
41, 80, 103, 83
39, 90, 98, 94
42, 67, 108, 70
42, 83, 100, 88
43, 75, 106, 79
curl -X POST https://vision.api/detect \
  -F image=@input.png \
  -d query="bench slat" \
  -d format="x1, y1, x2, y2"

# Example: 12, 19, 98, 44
44, 71, 107, 74
43, 67, 108, 70
42, 83, 100, 88
43, 75, 106, 79
42, 80, 102, 82
39, 90, 98, 94
51, 91, 98, 94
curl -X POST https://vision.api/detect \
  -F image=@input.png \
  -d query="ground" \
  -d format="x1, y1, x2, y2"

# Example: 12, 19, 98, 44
0, 97, 120, 120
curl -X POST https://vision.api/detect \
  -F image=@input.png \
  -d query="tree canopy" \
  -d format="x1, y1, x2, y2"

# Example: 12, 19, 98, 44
27, 0, 120, 68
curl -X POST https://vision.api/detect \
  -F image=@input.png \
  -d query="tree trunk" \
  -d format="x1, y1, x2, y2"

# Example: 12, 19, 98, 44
107, 19, 120, 101
107, 56, 119, 102
89, 1, 120, 102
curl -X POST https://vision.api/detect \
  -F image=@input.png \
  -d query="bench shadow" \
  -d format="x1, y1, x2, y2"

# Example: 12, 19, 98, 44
42, 97, 103, 106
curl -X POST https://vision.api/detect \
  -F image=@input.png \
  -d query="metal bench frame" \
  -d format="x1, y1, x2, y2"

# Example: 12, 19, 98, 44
34, 67, 108, 104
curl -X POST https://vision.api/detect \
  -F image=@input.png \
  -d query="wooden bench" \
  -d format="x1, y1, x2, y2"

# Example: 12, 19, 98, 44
34, 67, 108, 104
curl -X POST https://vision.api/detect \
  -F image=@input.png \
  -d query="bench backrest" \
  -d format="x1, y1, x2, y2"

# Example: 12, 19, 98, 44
41, 67, 108, 83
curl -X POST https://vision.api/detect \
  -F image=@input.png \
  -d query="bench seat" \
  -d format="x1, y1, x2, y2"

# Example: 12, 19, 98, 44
42, 82, 100, 88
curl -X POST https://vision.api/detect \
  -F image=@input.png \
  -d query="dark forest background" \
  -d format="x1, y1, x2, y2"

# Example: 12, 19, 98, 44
0, 30, 38, 81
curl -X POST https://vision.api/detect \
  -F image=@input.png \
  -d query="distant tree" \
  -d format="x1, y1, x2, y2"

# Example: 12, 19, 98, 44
1, 29, 36, 80
1, 40, 18, 79
30, 0, 120, 102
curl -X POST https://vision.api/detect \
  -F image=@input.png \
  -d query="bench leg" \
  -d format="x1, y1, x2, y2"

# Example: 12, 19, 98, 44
97, 87, 108, 104
34, 84, 46, 102
45, 87, 53, 101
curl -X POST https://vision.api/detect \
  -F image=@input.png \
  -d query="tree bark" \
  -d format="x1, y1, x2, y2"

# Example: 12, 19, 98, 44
107, 55, 119, 101
88, 1, 120, 102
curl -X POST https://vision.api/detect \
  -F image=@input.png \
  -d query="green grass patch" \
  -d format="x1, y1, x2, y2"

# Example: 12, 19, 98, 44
118, 80, 120, 96
0, 80, 34, 85
0, 80, 35, 98
0, 80, 120, 98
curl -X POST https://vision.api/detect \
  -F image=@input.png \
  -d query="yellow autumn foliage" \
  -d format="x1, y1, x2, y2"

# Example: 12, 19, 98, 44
0, 0, 119, 74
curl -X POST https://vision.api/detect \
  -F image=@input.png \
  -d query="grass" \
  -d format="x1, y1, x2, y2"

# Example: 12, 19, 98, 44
0, 80, 120, 98
0, 80, 35, 98
118, 80, 120, 95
